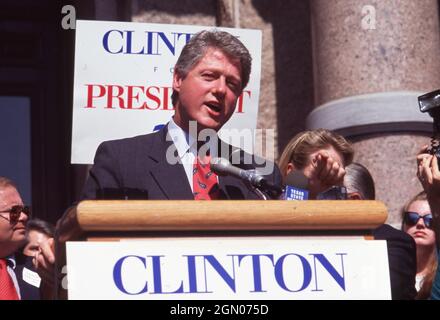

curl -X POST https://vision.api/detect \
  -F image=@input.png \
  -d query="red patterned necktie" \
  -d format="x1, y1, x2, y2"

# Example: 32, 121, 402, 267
0, 259, 19, 300
193, 155, 221, 200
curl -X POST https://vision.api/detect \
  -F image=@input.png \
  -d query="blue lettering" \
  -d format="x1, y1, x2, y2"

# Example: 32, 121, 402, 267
158, 32, 175, 55
150, 255, 184, 294
103, 30, 124, 54
113, 255, 148, 295
125, 30, 144, 54
274, 254, 312, 292
203, 255, 236, 292
145, 31, 155, 55
237, 254, 274, 292
311, 253, 346, 291
176, 32, 193, 44
102, 29, 194, 56
183, 255, 211, 294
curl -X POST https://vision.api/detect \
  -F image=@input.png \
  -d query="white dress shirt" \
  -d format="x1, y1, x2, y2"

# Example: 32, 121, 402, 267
167, 119, 198, 192
6, 256, 21, 299
167, 118, 219, 193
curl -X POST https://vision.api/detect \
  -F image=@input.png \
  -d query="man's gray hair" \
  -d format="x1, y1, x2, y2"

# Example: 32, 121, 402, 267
172, 29, 252, 106
344, 162, 376, 200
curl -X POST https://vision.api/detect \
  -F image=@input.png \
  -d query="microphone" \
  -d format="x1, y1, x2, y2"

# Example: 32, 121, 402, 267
283, 171, 309, 200
210, 157, 282, 196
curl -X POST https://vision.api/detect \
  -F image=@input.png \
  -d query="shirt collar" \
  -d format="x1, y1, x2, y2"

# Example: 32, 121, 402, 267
167, 118, 221, 159
5, 255, 16, 269
168, 118, 197, 159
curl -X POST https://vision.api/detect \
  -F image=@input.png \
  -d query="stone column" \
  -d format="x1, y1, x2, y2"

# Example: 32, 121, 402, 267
307, 0, 440, 226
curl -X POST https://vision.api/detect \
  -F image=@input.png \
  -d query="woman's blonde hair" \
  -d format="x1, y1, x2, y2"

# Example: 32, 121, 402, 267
278, 129, 354, 176
401, 191, 438, 300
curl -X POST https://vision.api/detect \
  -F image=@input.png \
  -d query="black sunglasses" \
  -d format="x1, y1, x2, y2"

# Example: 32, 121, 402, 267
403, 211, 433, 229
0, 205, 31, 225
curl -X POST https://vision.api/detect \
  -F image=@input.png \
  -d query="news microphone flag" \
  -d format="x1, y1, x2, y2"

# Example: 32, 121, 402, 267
283, 171, 309, 200
284, 185, 309, 200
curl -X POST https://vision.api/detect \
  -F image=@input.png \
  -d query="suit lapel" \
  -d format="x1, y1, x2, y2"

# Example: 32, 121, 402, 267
145, 128, 257, 200
147, 127, 194, 199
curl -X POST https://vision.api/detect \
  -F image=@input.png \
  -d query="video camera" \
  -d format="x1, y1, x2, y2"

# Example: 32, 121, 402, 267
418, 89, 440, 161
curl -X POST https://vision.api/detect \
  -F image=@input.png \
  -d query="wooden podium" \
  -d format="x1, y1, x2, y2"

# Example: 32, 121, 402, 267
55, 200, 389, 299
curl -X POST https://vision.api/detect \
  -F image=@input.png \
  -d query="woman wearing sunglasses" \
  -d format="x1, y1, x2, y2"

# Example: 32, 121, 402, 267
402, 191, 438, 299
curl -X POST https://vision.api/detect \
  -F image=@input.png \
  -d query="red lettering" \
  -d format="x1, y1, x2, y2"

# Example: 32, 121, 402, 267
84, 84, 106, 108
161, 86, 174, 110
145, 86, 161, 110
106, 85, 125, 109
83, 84, 177, 111
127, 86, 145, 109
236, 90, 251, 113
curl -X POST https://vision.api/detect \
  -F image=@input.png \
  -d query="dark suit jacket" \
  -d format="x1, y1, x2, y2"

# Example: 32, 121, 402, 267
373, 224, 417, 300
81, 126, 282, 200
14, 253, 41, 300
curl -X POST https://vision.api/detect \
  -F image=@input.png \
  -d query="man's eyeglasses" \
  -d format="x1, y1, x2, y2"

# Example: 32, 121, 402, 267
403, 211, 433, 229
0, 205, 31, 225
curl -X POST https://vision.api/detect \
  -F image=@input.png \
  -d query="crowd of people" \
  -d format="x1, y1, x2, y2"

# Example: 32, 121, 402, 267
1, 29, 439, 300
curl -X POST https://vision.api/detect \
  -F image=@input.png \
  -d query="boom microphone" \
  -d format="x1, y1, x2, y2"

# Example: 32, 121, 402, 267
210, 157, 282, 196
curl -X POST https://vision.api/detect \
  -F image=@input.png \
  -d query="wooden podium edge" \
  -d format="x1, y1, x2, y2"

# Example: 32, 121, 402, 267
53, 200, 387, 299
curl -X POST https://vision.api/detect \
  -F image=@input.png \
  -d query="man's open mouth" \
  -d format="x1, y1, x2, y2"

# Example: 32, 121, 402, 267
205, 102, 221, 113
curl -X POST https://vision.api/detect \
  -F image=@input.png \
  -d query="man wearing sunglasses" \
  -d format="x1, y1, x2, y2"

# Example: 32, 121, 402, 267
0, 176, 40, 300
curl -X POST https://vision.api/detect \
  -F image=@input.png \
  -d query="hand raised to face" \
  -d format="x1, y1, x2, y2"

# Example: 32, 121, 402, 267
417, 145, 440, 196
417, 144, 440, 246
303, 148, 346, 199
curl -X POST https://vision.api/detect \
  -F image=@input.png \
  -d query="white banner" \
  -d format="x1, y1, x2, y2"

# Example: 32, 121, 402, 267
71, 20, 262, 164
66, 238, 391, 300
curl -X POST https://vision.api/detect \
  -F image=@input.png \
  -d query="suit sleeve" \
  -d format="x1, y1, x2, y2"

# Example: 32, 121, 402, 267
373, 224, 417, 300
80, 141, 122, 200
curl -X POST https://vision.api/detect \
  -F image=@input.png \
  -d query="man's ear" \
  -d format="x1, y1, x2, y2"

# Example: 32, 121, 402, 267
172, 72, 182, 93
347, 192, 363, 200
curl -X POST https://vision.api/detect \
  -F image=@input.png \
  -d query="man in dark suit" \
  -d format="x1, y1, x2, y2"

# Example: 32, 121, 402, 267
0, 176, 41, 300
34, 30, 282, 291
345, 163, 417, 300
81, 29, 281, 201
372, 223, 417, 300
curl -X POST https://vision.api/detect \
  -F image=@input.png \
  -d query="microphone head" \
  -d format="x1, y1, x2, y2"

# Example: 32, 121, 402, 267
210, 157, 231, 176
284, 171, 309, 189
284, 171, 309, 200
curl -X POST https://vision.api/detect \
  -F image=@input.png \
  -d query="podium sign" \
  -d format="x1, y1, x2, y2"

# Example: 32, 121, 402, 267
66, 238, 391, 300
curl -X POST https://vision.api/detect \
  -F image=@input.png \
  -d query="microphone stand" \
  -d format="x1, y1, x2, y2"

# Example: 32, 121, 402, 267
249, 180, 283, 200
252, 186, 269, 200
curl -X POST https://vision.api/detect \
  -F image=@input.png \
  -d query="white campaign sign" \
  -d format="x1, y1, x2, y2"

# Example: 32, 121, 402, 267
66, 238, 391, 300
71, 20, 262, 164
